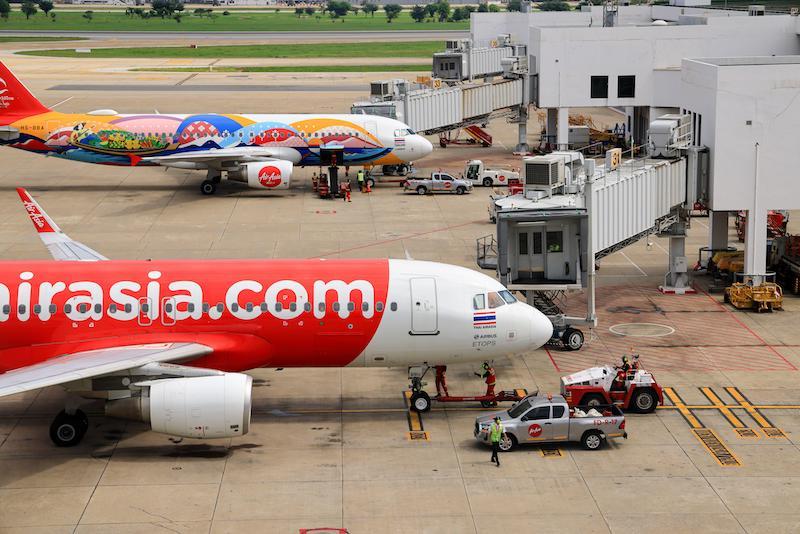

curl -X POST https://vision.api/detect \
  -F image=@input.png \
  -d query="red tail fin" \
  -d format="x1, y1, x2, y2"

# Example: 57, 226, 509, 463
0, 61, 49, 123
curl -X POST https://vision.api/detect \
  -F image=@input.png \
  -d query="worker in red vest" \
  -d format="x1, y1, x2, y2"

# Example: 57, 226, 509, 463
434, 365, 449, 398
475, 362, 496, 397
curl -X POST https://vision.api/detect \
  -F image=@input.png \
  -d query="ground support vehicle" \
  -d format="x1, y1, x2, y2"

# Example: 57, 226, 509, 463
770, 235, 800, 294
560, 356, 663, 414
406, 365, 528, 412
404, 172, 473, 195
736, 210, 788, 242
464, 160, 520, 187
474, 394, 626, 451
438, 125, 492, 148
724, 273, 784, 312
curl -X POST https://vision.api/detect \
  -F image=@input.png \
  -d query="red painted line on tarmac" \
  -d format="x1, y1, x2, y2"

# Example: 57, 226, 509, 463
545, 348, 561, 372
309, 220, 480, 258
697, 287, 798, 371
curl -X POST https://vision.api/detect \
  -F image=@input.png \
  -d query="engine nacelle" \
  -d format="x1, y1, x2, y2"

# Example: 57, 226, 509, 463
229, 160, 292, 190
106, 373, 252, 439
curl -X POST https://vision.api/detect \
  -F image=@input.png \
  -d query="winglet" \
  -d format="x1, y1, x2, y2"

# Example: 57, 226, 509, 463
15, 187, 107, 262
16, 187, 60, 234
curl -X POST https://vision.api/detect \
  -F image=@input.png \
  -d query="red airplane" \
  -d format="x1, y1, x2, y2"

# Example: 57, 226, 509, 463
0, 189, 552, 446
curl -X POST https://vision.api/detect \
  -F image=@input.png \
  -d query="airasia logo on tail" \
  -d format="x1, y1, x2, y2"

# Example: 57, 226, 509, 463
0, 77, 14, 109
258, 165, 283, 188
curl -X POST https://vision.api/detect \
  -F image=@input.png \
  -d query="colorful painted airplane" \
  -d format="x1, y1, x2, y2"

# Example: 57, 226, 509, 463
0, 62, 432, 195
0, 189, 553, 446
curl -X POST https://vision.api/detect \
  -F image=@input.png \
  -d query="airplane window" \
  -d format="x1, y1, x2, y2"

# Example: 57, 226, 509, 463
141, 303, 149, 313
231, 303, 239, 312
304, 302, 312, 312
246, 303, 253, 312
362, 302, 369, 312
289, 303, 297, 312
376, 302, 384, 312
94, 303, 102, 313
33, 304, 41, 314
18, 305, 25, 314
333, 302, 340, 312
499, 290, 517, 304
64, 304, 71, 313
473, 294, 486, 310
275, 302, 283, 312
318, 302, 325, 312
216, 303, 224, 313
347, 302, 355, 312
203, 303, 210, 313
109, 304, 117, 313
390, 302, 398, 311
125, 304, 132, 313
164, 302, 173, 313
261, 303, 269, 312
187, 303, 195, 313
49, 304, 57, 314
488, 292, 505, 309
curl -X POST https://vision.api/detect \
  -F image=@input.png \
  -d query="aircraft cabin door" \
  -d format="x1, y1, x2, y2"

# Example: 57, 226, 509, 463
161, 297, 177, 326
138, 297, 153, 327
409, 278, 438, 335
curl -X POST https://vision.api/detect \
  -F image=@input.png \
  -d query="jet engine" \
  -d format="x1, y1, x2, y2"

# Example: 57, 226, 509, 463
105, 373, 252, 439
228, 160, 292, 190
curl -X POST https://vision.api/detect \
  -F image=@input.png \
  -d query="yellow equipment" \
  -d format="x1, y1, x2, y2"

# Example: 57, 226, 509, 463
724, 277, 784, 313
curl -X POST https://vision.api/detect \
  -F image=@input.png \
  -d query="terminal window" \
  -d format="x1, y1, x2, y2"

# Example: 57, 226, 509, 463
590, 76, 608, 98
618, 75, 636, 98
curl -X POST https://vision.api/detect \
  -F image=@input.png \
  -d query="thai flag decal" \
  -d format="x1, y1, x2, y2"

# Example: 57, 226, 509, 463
473, 310, 496, 327
395, 137, 406, 148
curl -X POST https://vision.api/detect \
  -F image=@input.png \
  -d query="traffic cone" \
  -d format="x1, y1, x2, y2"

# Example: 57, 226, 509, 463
365, 181, 372, 194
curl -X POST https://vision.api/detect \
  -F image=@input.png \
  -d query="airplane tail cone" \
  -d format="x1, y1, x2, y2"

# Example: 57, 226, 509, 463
0, 61, 50, 124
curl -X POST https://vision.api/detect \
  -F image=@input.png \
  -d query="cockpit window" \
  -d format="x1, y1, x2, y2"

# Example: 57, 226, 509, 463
393, 128, 415, 137
499, 290, 517, 304
487, 292, 505, 309
472, 294, 486, 310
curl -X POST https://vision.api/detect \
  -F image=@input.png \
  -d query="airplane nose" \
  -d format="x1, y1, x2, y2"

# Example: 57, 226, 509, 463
527, 305, 554, 349
414, 135, 433, 158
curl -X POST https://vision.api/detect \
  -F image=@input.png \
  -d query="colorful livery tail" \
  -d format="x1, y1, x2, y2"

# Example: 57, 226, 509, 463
0, 62, 49, 124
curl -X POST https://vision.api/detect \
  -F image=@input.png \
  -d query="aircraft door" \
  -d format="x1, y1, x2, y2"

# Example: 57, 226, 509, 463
138, 297, 153, 327
545, 227, 569, 281
516, 228, 544, 282
409, 277, 438, 335
364, 120, 379, 146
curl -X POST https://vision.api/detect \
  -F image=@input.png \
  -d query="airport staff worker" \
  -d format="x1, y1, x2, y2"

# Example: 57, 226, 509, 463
434, 365, 449, 398
489, 416, 505, 467
357, 169, 365, 192
475, 362, 497, 397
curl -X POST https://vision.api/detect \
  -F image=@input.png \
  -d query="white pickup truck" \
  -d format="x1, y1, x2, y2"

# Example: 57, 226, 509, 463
474, 393, 627, 451
465, 160, 520, 187
404, 172, 473, 195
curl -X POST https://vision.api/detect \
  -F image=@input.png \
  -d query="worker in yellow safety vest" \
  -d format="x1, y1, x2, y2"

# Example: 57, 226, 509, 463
489, 416, 505, 467
357, 169, 365, 192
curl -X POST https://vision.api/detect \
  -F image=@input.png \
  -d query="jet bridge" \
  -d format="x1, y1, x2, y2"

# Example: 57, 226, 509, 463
477, 148, 689, 350
351, 35, 532, 151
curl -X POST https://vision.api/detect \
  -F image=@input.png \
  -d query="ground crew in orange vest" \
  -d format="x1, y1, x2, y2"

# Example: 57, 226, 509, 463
475, 362, 496, 397
434, 365, 449, 398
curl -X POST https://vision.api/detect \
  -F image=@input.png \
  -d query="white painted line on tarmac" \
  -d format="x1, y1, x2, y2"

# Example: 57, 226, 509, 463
620, 251, 647, 276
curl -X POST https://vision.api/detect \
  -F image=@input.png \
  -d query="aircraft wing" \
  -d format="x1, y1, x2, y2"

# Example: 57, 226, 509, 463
16, 188, 108, 261
143, 147, 284, 165
0, 342, 213, 397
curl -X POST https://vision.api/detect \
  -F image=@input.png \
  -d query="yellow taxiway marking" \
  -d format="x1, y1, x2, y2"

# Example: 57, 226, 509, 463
725, 387, 786, 438
540, 447, 563, 458
664, 387, 703, 429
693, 428, 741, 467
403, 391, 424, 433
701, 387, 746, 429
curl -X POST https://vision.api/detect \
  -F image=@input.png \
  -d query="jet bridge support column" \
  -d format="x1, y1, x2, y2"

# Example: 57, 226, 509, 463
557, 107, 569, 150
659, 220, 695, 295
515, 105, 529, 153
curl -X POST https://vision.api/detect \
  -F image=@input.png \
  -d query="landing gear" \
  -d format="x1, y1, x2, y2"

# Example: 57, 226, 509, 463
49, 409, 88, 447
561, 327, 585, 351
408, 365, 432, 413
201, 170, 222, 195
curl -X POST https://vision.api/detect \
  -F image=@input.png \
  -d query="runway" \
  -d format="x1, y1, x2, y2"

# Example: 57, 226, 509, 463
0, 29, 467, 41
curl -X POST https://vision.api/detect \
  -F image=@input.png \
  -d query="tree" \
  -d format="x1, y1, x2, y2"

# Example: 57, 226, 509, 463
349, 5, 359, 16
325, 0, 350, 18
304, 6, 314, 15
507, 0, 521, 11
434, 0, 449, 22
151, 0, 183, 19
0, 0, 10, 21
173, 12, 182, 22
294, 6, 303, 16
362, 2, 376, 17
37, 0, 53, 15
451, 6, 466, 21
538, 1, 569, 10
20, 1, 37, 19
424, 3, 436, 19
383, 2, 401, 22
82, 9, 93, 22
489, 4, 500, 11
410, 4, 425, 22
477, 2, 488, 12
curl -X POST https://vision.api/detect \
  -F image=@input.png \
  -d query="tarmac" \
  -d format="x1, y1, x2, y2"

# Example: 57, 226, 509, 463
0, 56, 800, 534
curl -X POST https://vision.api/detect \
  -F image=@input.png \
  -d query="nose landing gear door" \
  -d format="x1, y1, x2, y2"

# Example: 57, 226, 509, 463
409, 278, 438, 335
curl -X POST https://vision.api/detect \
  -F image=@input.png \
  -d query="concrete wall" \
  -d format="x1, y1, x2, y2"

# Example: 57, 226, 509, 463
681, 57, 800, 212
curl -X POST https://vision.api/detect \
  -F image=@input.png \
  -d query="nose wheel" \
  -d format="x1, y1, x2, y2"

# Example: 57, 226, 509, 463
408, 365, 432, 413
49, 409, 89, 447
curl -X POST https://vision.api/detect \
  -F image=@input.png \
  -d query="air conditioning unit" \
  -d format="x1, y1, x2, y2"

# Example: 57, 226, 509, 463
370, 81, 391, 100
523, 155, 565, 195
